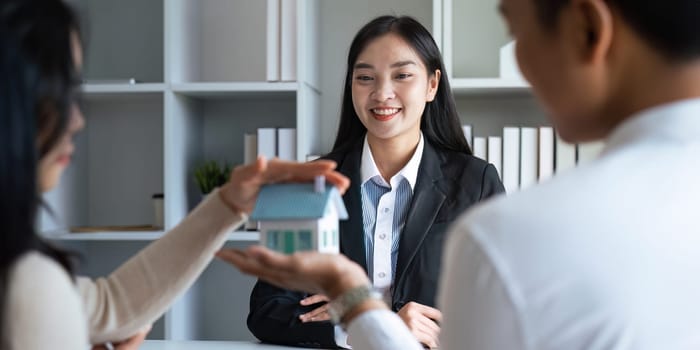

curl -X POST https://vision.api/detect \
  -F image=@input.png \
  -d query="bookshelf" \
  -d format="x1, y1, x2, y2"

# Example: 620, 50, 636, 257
41, 0, 553, 343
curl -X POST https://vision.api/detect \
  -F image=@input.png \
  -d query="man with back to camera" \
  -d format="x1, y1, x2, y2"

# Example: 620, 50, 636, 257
218, 0, 700, 348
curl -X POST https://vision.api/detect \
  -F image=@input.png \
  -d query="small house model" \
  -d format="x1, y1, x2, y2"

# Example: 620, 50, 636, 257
250, 177, 348, 254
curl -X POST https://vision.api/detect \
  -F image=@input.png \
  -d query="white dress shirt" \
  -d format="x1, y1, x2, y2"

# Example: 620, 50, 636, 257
334, 133, 423, 348
360, 133, 423, 294
346, 99, 700, 349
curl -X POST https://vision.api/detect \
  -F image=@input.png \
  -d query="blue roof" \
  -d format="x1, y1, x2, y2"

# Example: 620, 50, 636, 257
250, 183, 349, 221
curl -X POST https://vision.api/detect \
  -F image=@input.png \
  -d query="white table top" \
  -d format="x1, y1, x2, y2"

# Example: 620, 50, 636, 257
142, 340, 313, 350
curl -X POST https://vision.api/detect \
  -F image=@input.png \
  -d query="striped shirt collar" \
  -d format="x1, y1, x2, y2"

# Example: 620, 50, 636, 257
360, 132, 424, 190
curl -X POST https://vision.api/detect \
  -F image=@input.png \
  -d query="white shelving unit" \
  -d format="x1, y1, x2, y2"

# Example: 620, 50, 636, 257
41, 0, 548, 342
450, 78, 530, 95
44, 0, 320, 342
82, 83, 167, 94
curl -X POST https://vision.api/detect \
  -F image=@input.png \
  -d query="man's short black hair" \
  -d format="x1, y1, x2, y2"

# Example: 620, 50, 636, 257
533, 0, 700, 62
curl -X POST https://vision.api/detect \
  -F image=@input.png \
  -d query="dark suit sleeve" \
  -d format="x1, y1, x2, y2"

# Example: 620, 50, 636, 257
479, 163, 506, 199
247, 280, 340, 348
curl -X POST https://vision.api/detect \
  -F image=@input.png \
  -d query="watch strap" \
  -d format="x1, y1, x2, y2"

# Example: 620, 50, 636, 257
328, 284, 382, 328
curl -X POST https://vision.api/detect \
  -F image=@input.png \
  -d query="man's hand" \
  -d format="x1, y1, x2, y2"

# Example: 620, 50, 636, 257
91, 325, 151, 350
219, 157, 350, 213
217, 246, 391, 327
216, 246, 367, 300
299, 294, 331, 322
397, 302, 442, 349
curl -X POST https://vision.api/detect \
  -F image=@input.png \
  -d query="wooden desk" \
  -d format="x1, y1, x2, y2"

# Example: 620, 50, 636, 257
142, 340, 315, 349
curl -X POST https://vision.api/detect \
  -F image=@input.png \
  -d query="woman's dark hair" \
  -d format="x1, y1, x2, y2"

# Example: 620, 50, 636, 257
331, 15, 471, 155
533, 0, 700, 62
0, 0, 81, 342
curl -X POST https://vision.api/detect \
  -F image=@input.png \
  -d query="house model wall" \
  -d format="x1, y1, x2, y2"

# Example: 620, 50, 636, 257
259, 204, 339, 254
251, 181, 347, 254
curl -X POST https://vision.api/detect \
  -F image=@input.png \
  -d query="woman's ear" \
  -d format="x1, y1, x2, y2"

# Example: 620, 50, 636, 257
427, 69, 441, 102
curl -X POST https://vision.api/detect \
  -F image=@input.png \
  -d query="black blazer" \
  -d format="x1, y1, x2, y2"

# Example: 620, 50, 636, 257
247, 139, 505, 348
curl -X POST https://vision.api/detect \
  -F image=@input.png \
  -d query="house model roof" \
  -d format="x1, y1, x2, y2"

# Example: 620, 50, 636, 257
250, 183, 349, 221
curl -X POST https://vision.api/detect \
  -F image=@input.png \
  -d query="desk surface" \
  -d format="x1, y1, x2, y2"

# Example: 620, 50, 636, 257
142, 340, 312, 350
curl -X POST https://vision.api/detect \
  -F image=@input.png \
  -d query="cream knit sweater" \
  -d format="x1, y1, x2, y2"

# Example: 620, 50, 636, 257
3, 189, 246, 349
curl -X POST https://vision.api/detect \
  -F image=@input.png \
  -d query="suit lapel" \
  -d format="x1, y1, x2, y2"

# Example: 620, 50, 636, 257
394, 143, 446, 290
338, 144, 369, 272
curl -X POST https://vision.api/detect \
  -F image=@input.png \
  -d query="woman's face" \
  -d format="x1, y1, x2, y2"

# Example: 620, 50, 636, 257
37, 31, 85, 192
351, 33, 439, 146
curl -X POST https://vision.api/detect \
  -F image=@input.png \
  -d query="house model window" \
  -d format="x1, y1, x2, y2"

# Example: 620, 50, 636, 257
250, 177, 348, 254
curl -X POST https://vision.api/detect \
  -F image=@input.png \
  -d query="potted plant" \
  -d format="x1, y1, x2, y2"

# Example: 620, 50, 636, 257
194, 161, 231, 195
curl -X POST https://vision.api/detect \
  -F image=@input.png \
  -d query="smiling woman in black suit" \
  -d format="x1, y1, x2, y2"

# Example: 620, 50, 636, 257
247, 15, 504, 349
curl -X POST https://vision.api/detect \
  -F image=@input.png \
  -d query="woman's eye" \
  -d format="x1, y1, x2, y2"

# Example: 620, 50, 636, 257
396, 73, 412, 79
355, 75, 373, 81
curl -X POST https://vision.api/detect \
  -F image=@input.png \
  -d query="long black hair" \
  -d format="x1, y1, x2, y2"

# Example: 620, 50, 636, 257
533, 0, 700, 62
0, 0, 81, 343
331, 15, 471, 155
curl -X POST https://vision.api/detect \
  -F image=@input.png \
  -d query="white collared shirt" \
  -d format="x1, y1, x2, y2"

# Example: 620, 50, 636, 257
360, 133, 423, 295
346, 99, 700, 349
334, 133, 424, 348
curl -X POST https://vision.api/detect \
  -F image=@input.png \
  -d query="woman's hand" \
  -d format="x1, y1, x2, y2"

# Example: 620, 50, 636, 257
299, 294, 331, 322
91, 325, 151, 350
218, 157, 350, 213
397, 302, 442, 349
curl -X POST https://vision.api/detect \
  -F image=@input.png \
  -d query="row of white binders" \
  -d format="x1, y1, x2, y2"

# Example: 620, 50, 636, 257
244, 128, 297, 164
462, 125, 605, 194
266, 0, 296, 82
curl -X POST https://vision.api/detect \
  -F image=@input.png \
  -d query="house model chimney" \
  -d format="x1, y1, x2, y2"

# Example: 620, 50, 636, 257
314, 175, 325, 193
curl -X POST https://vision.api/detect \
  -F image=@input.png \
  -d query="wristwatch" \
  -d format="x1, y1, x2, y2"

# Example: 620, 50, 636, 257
328, 284, 382, 328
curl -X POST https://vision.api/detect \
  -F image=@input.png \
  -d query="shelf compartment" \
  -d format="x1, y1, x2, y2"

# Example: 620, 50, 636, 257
40, 95, 164, 233
168, 0, 276, 83
74, 0, 164, 82
445, 0, 511, 79
455, 94, 549, 138
164, 93, 297, 228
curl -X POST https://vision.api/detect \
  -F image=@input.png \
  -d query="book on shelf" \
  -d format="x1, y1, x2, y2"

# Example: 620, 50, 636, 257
538, 127, 554, 182
277, 128, 297, 161
487, 136, 503, 178
499, 41, 525, 82
577, 141, 606, 165
462, 125, 473, 148
257, 128, 277, 159
244, 133, 258, 165
502, 126, 520, 193
473, 137, 487, 161
519, 127, 538, 189
280, 0, 297, 81
266, 0, 280, 81
555, 132, 577, 173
